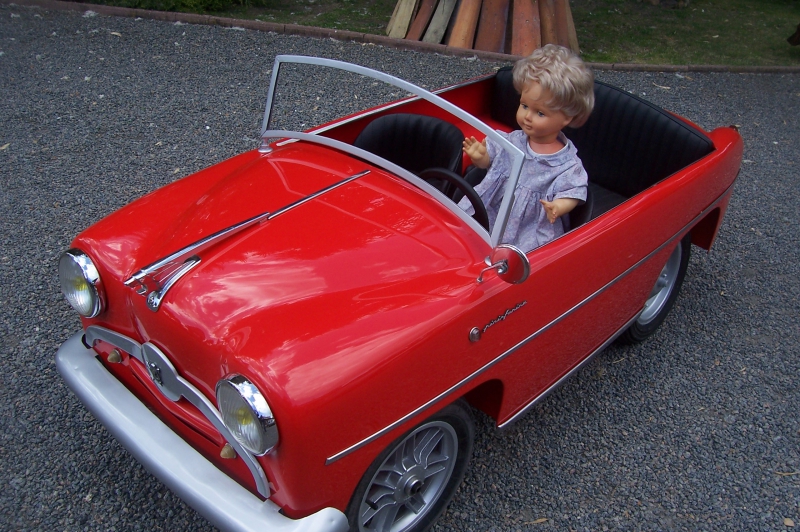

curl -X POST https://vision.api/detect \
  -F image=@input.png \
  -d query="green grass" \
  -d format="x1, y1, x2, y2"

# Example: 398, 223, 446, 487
219, 0, 398, 35
76, 0, 800, 65
570, 0, 800, 66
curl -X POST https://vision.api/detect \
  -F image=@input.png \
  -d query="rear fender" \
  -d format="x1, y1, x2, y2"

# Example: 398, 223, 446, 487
691, 187, 734, 251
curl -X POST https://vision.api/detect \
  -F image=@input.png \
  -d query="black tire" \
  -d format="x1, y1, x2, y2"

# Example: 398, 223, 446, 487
345, 401, 474, 532
619, 233, 692, 344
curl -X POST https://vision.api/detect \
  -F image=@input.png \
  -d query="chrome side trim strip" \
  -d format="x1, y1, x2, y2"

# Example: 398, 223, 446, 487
267, 170, 370, 220
82, 326, 270, 498
497, 313, 640, 429
325, 181, 735, 465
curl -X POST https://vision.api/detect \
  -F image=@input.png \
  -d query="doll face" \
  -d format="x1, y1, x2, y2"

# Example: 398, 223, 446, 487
516, 82, 573, 147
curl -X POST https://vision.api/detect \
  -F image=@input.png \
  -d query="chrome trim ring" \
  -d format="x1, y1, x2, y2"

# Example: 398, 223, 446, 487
637, 240, 683, 325
217, 376, 279, 456
59, 249, 104, 318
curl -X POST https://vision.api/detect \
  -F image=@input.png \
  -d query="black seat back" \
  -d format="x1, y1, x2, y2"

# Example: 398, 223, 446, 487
354, 113, 465, 175
491, 68, 715, 199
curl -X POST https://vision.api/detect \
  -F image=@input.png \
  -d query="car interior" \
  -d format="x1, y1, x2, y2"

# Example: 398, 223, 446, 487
483, 67, 717, 230
348, 66, 717, 235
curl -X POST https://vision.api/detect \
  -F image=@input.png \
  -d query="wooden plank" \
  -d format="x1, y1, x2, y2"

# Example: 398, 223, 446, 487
564, 0, 580, 52
386, 0, 403, 36
443, 0, 462, 43
406, 0, 439, 41
511, 0, 540, 56
552, 0, 572, 48
387, 0, 419, 39
538, 0, 557, 46
474, 0, 509, 53
423, 0, 458, 44
423, 0, 457, 43
447, 0, 483, 49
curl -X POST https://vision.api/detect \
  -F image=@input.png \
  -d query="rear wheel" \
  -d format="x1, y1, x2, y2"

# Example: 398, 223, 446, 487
346, 402, 474, 532
619, 233, 691, 344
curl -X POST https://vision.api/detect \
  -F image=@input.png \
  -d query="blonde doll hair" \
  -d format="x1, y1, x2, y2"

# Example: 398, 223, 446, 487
512, 44, 595, 127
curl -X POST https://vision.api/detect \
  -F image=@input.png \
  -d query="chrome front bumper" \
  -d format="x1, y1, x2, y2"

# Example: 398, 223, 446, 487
56, 331, 349, 532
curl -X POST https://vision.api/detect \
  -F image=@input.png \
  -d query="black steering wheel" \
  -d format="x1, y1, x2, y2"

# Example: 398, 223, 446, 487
418, 167, 490, 231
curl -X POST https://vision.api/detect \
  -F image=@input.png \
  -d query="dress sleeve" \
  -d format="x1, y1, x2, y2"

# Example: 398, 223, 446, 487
551, 158, 588, 203
485, 134, 502, 162
458, 132, 510, 214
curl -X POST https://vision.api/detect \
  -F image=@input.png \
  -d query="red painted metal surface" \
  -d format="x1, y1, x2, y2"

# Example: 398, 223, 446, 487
69, 70, 743, 518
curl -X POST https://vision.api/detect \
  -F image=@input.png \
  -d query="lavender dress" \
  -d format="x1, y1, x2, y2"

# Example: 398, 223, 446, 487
458, 130, 588, 252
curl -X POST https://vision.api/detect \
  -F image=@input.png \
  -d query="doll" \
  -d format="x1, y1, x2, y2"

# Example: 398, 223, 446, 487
460, 44, 595, 251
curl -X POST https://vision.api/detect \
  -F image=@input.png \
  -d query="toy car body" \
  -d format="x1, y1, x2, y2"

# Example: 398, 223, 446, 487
56, 56, 743, 532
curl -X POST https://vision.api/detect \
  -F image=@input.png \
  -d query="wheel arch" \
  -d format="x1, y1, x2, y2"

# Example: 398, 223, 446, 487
463, 378, 504, 423
690, 206, 723, 251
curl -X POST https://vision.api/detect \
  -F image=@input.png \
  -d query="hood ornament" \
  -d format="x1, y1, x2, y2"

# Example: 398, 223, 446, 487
124, 170, 371, 311
125, 211, 271, 311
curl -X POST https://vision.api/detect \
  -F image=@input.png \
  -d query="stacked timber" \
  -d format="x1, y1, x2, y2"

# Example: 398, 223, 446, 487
387, 0, 579, 56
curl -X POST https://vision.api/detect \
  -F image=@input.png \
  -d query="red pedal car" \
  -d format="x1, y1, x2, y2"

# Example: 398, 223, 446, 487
56, 56, 742, 532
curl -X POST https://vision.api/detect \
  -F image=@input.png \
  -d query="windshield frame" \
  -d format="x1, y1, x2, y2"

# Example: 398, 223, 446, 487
260, 55, 525, 249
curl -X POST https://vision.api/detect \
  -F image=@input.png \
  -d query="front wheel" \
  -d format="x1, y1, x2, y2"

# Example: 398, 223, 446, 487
619, 233, 691, 344
346, 402, 474, 532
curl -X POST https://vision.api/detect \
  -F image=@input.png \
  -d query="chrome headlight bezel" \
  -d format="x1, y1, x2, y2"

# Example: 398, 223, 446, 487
216, 376, 279, 456
59, 249, 105, 318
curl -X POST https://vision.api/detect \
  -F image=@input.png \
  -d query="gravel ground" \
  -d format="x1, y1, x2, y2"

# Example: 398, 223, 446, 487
1, 5, 798, 532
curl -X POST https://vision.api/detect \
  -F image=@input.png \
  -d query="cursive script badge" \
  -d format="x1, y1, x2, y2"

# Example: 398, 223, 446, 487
483, 301, 527, 334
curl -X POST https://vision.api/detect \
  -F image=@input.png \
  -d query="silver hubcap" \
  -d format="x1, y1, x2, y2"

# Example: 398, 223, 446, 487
358, 421, 458, 532
638, 242, 682, 325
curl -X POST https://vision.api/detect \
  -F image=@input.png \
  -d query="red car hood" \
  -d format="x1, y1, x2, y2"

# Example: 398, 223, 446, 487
75, 142, 488, 404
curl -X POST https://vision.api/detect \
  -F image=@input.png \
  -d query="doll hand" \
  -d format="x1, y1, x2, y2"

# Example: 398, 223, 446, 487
540, 198, 579, 224
539, 199, 560, 224
463, 137, 490, 169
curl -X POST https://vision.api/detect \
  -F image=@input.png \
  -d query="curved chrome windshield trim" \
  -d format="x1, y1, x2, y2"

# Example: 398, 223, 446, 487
325, 181, 735, 465
262, 130, 490, 245
83, 326, 270, 497
305, 76, 487, 138
261, 55, 524, 248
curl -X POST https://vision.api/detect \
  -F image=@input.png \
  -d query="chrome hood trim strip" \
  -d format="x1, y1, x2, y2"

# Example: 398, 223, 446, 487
124, 170, 370, 310
268, 170, 370, 220
124, 211, 271, 310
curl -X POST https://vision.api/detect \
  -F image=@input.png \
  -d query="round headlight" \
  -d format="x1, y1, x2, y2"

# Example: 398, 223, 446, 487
59, 249, 104, 318
216, 376, 278, 455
